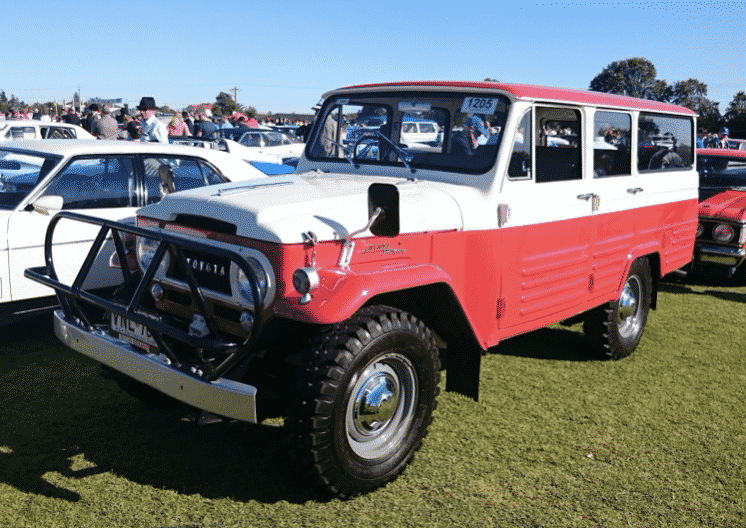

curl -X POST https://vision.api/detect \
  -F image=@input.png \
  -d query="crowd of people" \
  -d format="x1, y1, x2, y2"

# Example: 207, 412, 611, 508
0, 95, 309, 143
697, 127, 731, 149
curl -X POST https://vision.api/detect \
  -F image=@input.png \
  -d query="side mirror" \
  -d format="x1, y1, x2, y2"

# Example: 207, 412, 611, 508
368, 183, 399, 237
31, 195, 63, 215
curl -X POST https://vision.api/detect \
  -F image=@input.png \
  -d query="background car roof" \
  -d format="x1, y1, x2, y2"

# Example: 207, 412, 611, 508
327, 81, 697, 116
0, 139, 245, 158
697, 148, 746, 159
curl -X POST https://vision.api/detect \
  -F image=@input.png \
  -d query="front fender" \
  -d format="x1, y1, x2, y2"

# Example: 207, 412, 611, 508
273, 264, 453, 324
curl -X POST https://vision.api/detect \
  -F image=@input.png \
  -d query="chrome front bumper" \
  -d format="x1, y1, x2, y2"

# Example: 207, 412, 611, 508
54, 310, 258, 423
695, 244, 746, 268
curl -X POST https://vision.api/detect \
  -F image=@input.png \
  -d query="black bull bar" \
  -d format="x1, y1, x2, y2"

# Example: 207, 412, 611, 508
25, 211, 266, 383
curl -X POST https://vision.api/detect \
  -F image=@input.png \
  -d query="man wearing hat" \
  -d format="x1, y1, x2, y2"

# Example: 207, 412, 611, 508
137, 97, 168, 143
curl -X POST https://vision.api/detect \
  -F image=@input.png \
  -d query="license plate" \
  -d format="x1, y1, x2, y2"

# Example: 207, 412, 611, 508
110, 312, 157, 351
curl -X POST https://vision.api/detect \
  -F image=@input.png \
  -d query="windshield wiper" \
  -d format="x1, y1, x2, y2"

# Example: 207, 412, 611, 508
372, 130, 415, 174
323, 136, 358, 167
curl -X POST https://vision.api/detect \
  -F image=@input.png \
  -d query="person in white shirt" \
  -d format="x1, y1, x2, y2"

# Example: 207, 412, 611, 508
136, 97, 168, 143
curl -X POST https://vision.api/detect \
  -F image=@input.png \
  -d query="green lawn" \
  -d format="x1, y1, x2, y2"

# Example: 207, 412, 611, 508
1, 276, 744, 527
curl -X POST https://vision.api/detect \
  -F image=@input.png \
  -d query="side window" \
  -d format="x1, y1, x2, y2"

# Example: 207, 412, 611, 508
144, 156, 217, 204
508, 110, 532, 179
638, 113, 693, 171
535, 106, 582, 183
42, 157, 135, 209
594, 111, 631, 177
10, 127, 36, 139
48, 127, 76, 139
240, 133, 261, 147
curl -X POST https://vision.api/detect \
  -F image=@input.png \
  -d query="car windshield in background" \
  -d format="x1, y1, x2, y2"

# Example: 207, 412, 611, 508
0, 150, 62, 210
697, 154, 746, 200
307, 92, 510, 174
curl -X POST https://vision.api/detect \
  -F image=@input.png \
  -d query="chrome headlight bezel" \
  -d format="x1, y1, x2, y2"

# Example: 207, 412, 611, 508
234, 257, 270, 308
713, 223, 735, 244
136, 235, 170, 274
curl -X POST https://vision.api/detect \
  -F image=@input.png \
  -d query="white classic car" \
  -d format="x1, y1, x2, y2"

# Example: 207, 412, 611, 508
236, 129, 305, 163
0, 119, 94, 141
0, 140, 266, 324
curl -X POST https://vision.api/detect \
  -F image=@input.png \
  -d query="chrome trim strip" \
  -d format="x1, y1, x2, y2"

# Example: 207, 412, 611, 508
53, 310, 258, 423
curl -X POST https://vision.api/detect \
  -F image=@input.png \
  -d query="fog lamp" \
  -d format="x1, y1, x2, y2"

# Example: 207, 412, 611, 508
292, 267, 320, 304
150, 283, 164, 302
239, 310, 254, 332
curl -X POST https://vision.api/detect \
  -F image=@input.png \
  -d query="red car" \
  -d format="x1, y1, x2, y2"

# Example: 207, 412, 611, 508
693, 148, 746, 283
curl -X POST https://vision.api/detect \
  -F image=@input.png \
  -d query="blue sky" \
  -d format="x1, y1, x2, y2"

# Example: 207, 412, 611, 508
3, 1, 744, 114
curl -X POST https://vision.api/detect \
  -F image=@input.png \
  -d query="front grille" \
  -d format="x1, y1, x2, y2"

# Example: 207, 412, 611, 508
168, 249, 232, 295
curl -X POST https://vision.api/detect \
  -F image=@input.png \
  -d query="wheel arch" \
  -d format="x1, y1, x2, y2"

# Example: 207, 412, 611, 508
361, 282, 480, 351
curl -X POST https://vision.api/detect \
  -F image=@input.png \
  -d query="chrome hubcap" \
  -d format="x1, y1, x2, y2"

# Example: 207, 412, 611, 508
618, 275, 642, 338
345, 353, 417, 460
353, 372, 399, 434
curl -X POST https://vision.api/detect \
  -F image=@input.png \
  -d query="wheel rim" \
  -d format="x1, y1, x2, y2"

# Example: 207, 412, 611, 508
617, 274, 642, 339
345, 353, 418, 460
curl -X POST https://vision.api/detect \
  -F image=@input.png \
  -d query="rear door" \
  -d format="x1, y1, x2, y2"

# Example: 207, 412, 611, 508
498, 105, 595, 335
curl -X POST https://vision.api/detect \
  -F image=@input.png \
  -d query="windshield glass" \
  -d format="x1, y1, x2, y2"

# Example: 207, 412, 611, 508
307, 91, 510, 174
0, 150, 63, 210
697, 154, 746, 200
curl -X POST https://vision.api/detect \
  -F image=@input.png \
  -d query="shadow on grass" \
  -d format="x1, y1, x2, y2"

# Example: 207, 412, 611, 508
491, 326, 601, 362
0, 315, 327, 505
658, 280, 746, 304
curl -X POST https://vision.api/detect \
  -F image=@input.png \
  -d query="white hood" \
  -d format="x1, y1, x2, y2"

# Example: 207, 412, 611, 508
138, 172, 464, 244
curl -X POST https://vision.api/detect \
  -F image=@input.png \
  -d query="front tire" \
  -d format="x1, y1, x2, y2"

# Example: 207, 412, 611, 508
584, 257, 652, 359
286, 306, 440, 498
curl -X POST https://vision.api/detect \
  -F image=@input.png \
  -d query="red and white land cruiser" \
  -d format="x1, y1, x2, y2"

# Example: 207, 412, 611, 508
28, 81, 698, 497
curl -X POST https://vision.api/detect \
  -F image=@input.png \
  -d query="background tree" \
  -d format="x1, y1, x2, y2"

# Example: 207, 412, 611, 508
589, 57, 671, 101
670, 78, 722, 132
725, 91, 746, 138
214, 91, 239, 117
0, 91, 8, 113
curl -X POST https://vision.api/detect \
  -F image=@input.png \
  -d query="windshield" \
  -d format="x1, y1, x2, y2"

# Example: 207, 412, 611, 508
697, 154, 746, 200
0, 150, 63, 210
307, 91, 510, 174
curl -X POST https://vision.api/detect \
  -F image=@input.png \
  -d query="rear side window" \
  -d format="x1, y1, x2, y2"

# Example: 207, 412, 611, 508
144, 156, 226, 204
535, 106, 582, 183
594, 111, 631, 177
638, 113, 693, 171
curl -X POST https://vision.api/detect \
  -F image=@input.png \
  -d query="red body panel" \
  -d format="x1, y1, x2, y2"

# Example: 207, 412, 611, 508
269, 199, 697, 350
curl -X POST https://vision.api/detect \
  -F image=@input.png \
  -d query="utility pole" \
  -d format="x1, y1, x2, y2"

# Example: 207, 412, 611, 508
231, 85, 241, 105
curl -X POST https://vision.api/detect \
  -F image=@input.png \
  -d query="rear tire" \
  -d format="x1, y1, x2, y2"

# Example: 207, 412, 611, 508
584, 257, 652, 360
286, 306, 440, 498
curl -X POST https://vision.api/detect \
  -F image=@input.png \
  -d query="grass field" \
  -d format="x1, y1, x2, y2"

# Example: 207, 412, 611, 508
1, 275, 745, 527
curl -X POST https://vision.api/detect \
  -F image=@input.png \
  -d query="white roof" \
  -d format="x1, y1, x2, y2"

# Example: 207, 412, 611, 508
0, 140, 268, 181
0, 139, 236, 158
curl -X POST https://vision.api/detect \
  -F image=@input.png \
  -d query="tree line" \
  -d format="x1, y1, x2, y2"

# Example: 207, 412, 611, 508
3, 60, 745, 136
588, 57, 746, 137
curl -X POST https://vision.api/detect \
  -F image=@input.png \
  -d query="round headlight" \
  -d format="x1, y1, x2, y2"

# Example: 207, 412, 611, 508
236, 258, 268, 305
713, 223, 735, 243
696, 222, 704, 238
136, 236, 170, 274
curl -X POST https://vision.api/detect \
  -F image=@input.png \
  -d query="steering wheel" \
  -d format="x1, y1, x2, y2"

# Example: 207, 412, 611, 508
353, 134, 380, 161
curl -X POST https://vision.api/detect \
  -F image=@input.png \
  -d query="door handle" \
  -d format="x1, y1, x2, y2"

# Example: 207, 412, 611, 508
577, 193, 594, 201
626, 187, 644, 194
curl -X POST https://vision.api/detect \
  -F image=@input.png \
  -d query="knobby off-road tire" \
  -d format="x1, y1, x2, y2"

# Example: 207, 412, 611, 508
285, 306, 440, 498
584, 257, 653, 360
